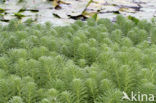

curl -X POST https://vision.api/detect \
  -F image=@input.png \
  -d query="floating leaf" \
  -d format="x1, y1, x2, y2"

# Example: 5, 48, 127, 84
18, 8, 26, 13
82, 11, 97, 18
0, 8, 5, 13
18, 8, 39, 13
14, 13, 26, 19
128, 15, 139, 24
52, 0, 70, 10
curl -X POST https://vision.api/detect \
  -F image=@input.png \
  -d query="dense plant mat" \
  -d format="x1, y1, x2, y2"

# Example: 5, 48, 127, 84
0, 15, 156, 103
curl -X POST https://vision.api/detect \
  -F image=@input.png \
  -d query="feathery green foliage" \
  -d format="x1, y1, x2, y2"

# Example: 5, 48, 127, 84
0, 15, 156, 103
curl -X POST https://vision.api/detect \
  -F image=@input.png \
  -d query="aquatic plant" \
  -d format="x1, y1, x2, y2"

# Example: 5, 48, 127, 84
0, 15, 156, 103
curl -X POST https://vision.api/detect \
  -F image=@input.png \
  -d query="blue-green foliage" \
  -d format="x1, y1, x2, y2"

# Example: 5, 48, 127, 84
0, 15, 156, 103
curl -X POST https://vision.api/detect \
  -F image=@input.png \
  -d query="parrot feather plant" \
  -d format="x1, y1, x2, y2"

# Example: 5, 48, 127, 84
0, 15, 156, 103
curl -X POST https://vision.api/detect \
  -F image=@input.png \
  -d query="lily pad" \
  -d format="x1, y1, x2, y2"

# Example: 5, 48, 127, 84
0, 0, 156, 25
0, 8, 5, 13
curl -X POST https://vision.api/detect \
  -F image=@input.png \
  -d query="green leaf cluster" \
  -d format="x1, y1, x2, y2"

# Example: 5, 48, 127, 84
0, 15, 156, 103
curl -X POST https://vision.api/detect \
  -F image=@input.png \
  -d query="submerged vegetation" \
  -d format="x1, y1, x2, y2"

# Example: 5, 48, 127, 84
0, 15, 156, 103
